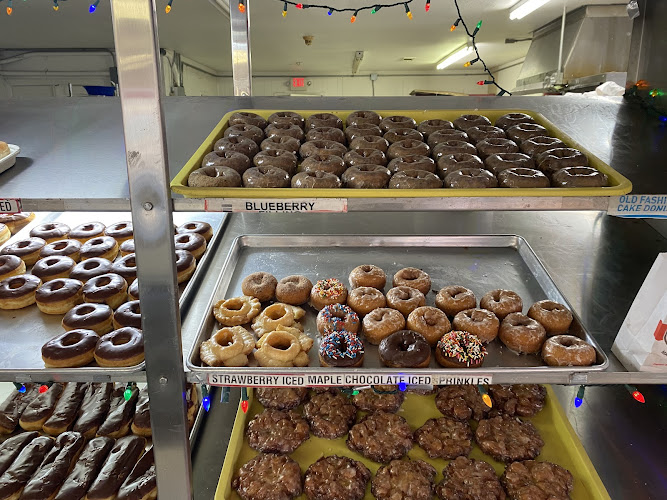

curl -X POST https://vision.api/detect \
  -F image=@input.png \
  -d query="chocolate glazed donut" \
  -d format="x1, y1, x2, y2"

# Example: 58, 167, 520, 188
94, 327, 145, 367
379, 330, 431, 368
261, 136, 302, 154
42, 329, 100, 368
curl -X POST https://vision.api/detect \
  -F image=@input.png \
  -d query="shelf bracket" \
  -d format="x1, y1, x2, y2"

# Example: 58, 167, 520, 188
229, 0, 252, 96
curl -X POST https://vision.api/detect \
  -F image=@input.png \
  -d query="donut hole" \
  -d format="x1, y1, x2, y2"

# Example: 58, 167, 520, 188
53, 242, 68, 250
45, 258, 60, 266
51, 281, 66, 291
8, 278, 25, 289
17, 241, 30, 249
84, 261, 100, 270
111, 333, 132, 346
97, 277, 112, 287
76, 305, 96, 316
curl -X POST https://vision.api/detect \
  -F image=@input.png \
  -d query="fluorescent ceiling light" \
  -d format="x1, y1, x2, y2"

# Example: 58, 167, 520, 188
510, 0, 552, 20
436, 46, 474, 70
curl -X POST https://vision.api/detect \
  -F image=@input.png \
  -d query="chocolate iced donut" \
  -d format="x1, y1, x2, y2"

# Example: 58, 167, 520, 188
344, 148, 387, 167
499, 312, 547, 354
428, 129, 470, 148
432, 140, 477, 159
380, 115, 417, 132
499, 167, 550, 188
229, 111, 267, 129
104, 222, 133, 244
389, 169, 443, 189
453, 308, 500, 343
69, 222, 106, 243
224, 123, 264, 145
344, 124, 383, 141
113, 300, 142, 329
30, 222, 70, 243
387, 139, 430, 160
174, 232, 206, 260
62, 302, 113, 334
1, 237, 46, 266
349, 135, 389, 152
393, 266, 431, 294
300, 154, 346, 176
485, 152, 536, 175
480, 289, 523, 319
347, 110, 382, 127
299, 139, 347, 159
32, 256, 75, 282
84, 435, 146, 498
349, 264, 386, 289
268, 111, 305, 129
445, 168, 498, 188
69, 257, 113, 282
83, 273, 128, 309
0, 254, 26, 280
94, 327, 144, 367
174, 249, 196, 284
80, 236, 118, 261
347, 286, 386, 315
436, 285, 476, 316
454, 114, 491, 131
188, 166, 242, 187
495, 112, 537, 130
306, 112, 343, 130
528, 299, 573, 334
265, 122, 305, 142
418, 119, 454, 137
117, 241, 137, 258
347, 411, 413, 463
520, 136, 566, 156
252, 149, 298, 176
342, 165, 391, 188
35, 277, 84, 314
388, 155, 436, 174
386, 285, 426, 316
467, 125, 506, 143
177, 221, 213, 242
542, 334, 596, 366
0, 274, 42, 309
537, 147, 589, 174
42, 329, 99, 368
233, 454, 302, 500
476, 138, 519, 159
214, 135, 259, 158
506, 123, 549, 143
0, 212, 35, 234
551, 166, 608, 187
292, 171, 342, 188
111, 254, 137, 284
436, 153, 484, 179
242, 166, 290, 188
242, 272, 277, 302
128, 280, 139, 301
384, 128, 424, 144
304, 456, 370, 500
306, 126, 346, 144
201, 150, 251, 173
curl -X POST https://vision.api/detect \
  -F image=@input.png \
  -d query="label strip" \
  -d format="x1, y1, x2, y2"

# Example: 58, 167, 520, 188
208, 373, 492, 387
608, 195, 667, 218
205, 198, 348, 213
0, 198, 22, 214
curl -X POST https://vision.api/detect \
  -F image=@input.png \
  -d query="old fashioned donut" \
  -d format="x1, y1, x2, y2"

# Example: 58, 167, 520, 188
350, 135, 389, 152
349, 264, 386, 289
345, 124, 383, 141
306, 126, 346, 144
428, 129, 469, 148
528, 300, 573, 334
537, 148, 589, 174
467, 125, 506, 144
80, 236, 119, 261
520, 136, 566, 156
83, 273, 128, 309
380, 330, 431, 368
94, 327, 145, 367
380, 115, 417, 132
436, 285, 476, 316
417, 119, 454, 137
495, 112, 537, 130
485, 152, 536, 175
242, 166, 290, 188
0, 254, 26, 280
174, 232, 206, 260
499, 167, 550, 188
260, 135, 301, 155
268, 111, 305, 129
384, 128, 424, 144
300, 154, 346, 176
275, 275, 312, 305
36, 277, 84, 314
30, 222, 70, 243
110, 253, 137, 284
432, 140, 477, 160
389, 170, 442, 189
475, 138, 519, 159
362, 307, 405, 344
407, 306, 451, 346
188, 166, 242, 187
306, 112, 343, 130
215, 135, 259, 158
0, 212, 35, 234
310, 278, 348, 310
0, 237, 46, 266
445, 168, 498, 188
253, 149, 297, 175
454, 114, 491, 131
436, 153, 484, 179
393, 267, 431, 295
452, 308, 500, 343
317, 303, 360, 334
542, 334, 596, 366
386, 285, 426, 316
344, 148, 387, 167
0, 274, 42, 309
266, 122, 305, 142
104, 221, 133, 244
347, 286, 386, 315
229, 111, 267, 129
113, 300, 142, 329
62, 302, 113, 334
39, 239, 81, 262
201, 150, 251, 173
551, 166, 608, 187
347, 110, 382, 127
213, 295, 261, 326
254, 330, 306, 367
69, 257, 112, 282
387, 139, 430, 160
224, 123, 264, 145
251, 302, 306, 336
342, 165, 391, 188
69, 222, 106, 243
506, 123, 549, 143
299, 140, 347, 159
241, 272, 277, 302
499, 312, 547, 354
387, 155, 436, 174
292, 171, 341, 188
27, 255, 74, 282
199, 326, 255, 367
436, 330, 487, 368
480, 289, 523, 319
41, 329, 99, 368
319, 332, 365, 368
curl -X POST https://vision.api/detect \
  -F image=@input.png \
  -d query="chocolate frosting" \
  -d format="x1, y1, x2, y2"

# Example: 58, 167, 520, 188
83, 273, 127, 300
175, 249, 195, 272
35, 278, 83, 303
0, 237, 45, 258
42, 330, 99, 363
177, 221, 212, 237
114, 300, 142, 329
40, 239, 81, 258
69, 222, 106, 240
131, 387, 150, 432
95, 327, 144, 361
62, 303, 112, 329
111, 254, 137, 281
0, 384, 39, 432
105, 221, 133, 239
54, 436, 114, 500
73, 383, 113, 436
0, 255, 24, 276
379, 330, 431, 367
43, 382, 89, 434
80, 236, 117, 259
0, 274, 42, 299
0, 436, 54, 497
20, 382, 65, 424
32, 256, 76, 280
117, 448, 156, 500
30, 222, 70, 241
70, 257, 113, 282
0, 431, 38, 476
85, 435, 145, 500
97, 385, 139, 437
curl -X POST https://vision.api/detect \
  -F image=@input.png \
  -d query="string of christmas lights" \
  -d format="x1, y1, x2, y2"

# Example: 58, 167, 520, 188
625, 80, 667, 123
276, 0, 425, 22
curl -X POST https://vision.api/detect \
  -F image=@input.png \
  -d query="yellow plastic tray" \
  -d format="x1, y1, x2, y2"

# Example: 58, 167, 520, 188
215, 386, 610, 500
171, 109, 632, 199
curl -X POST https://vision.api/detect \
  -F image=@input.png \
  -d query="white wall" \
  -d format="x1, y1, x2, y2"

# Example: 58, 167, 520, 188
494, 61, 524, 93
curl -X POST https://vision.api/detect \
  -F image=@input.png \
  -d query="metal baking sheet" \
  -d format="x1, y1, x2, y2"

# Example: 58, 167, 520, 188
0, 211, 226, 381
186, 235, 609, 385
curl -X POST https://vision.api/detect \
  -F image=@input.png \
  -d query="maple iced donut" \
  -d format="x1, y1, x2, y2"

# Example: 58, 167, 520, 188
310, 278, 348, 310
69, 257, 113, 282
349, 264, 386, 289
62, 302, 113, 334
506, 123, 549, 143
480, 289, 523, 319
241, 272, 278, 302
417, 119, 454, 137
343, 148, 387, 167
499, 167, 550, 188
527, 300, 573, 335
0, 254, 26, 280
224, 123, 264, 145
35, 278, 84, 315
387, 139, 430, 160
242, 166, 290, 188
387, 155, 436, 174
384, 128, 424, 144
32, 256, 75, 282
393, 267, 431, 295
306, 112, 343, 130
0, 274, 42, 309
495, 112, 537, 130
307, 126, 346, 144
317, 303, 360, 334
30, 222, 70, 243
215, 135, 260, 158
428, 129, 470, 148
349, 135, 389, 153
69, 222, 106, 243
299, 139, 347, 159
452, 308, 500, 343
292, 171, 342, 189
466, 125, 506, 144
380, 115, 417, 132
436, 153, 484, 179
453, 114, 491, 131
268, 111, 305, 129
188, 166, 242, 188
444, 168, 498, 189
362, 307, 405, 344
177, 221, 213, 242
432, 140, 477, 159
485, 152, 535, 175
276, 275, 312, 305
542, 334, 596, 366
265, 122, 305, 142
300, 154, 346, 177
253, 149, 298, 175
389, 170, 443, 189
347, 110, 382, 127
342, 165, 391, 189
0, 237, 46, 266
200, 150, 251, 173
39, 239, 81, 262
228, 111, 268, 129
347, 286, 386, 316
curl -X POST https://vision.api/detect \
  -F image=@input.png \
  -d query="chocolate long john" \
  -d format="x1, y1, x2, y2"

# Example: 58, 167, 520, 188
130, 387, 150, 437
0, 435, 54, 500
0, 432, 38, 477
117, 448, 157, 500
54, 436, 114, 500
20, 382, 65, 431
44, 382, 89, 436
0, 384, 39, 434
97, 385, 138, 438
73, 383, 113, 438
84, 435, 145, 500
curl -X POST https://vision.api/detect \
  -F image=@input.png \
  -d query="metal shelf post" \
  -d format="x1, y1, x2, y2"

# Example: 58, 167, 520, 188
229, 0, 252, 96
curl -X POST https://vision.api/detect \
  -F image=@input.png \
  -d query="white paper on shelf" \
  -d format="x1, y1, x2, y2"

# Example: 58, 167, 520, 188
608, 195, 667, 218
204, 198, 347, 213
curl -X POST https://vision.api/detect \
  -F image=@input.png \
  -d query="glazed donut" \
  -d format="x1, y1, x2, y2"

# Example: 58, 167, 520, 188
317, 303, 360, 334
362, 307, 406, 344
389, 170, 443, 189
319, 331, 365, 367
380, 115, 417, 132
200, 326, 255, 367
537, 148, 588, 174
347, 286, 386, 315
347, 110, 382, 127
80, 236, 119, 261
41, 329, 99, 368
436, 153, 484, 179
0, 212, 35, 234
113, 300, 142, 329
252, 302, 306, 336
201, 150, 251, 173
62, 302, 113, 334
0, 254, 26, 280
520, 136, 566, 157
1, 237, 46, 265
345, 124, 383, 141
435, 330, 487, 368
306, 126, 346, 144
310, 278, 348, 310
299, 140, 347, 159
386, 286, 426, 316
119, 239, 135, 256
480, 289, 523, 319
551, 166, 608, 187
485, 152, 536, 175
349, 264, 386, 289
242, 272, 277, 302
174, 232, 207, 260
445, 168, 498, 188
30, 222, 70, 243
104, 222, 133, 244
306, 113, 343, 130
300, 154, 346, 176
128, 279, 140, 301
69, 222, 106, 243
242, 166, 290, 188
506, 123, 549, 143
387, 139, 430, 160
432, 140, 477, 159
175, 249, 196, 283
393, 267, 431, 295
0, 223, 8, 245
229, 111, 268, 129
527, 300, 573, 334
452, 308, 500, 343
265, 122, 305, 142
224, 123, 265, 145
384, 128, 424, 144
542, 335, 596, 366
495, 113, 537, 130
94, 327, 145, 367
342, 165, 391, 188
83, 273, 128, 309
417, 119, 454, 137
475, 138, 519, 159
407, 306, 451, 346
35, 278, 84, 314
188, 166, 242, 187
467, 125, 506, 144
0, 274, 41, 309
344, 148, 387, 167
436, 285, 476, 316
387, 155, 436, 174
253, 149, 298, 175
350, 135, 389, 153
111, 254, 137, 284
215, 135, 259, 158
213, 295, 261, 326
268, 111, 305, 129
428, 129, 470, 148
177, 221, 213, 243
292, 171, 341, 188
499, 312, 546, 354
39, 239, 81, 262
499, 167, 550, 188
276, 275, 312, 305
454, 114, 492, 131
69, 257, 113, 282
379, 330, 431, 368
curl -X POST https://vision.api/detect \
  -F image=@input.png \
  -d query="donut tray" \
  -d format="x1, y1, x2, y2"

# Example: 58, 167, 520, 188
214, 386, 610, 500
170, 108, 632, 199
0, 211, 226, 382
186, 234, 609, 385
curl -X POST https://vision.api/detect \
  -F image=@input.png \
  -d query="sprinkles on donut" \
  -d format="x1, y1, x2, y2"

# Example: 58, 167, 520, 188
436, 331, 487, 368
319, 331, 365, 367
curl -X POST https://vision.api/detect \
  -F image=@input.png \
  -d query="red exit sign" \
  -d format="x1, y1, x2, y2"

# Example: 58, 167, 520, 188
292, 77, 305, 87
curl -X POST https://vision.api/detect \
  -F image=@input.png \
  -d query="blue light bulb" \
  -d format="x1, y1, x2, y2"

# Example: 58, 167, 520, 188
18, 384, 26, 393
398, 382, 407, 392
202, 396, 211, 412
89, 0, 99, 13
574, 397, 583, 408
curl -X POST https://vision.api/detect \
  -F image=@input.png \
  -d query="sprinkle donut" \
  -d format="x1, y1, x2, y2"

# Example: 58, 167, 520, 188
319, 331, 365, 367
435, 331, 487, 368
317, 304, 360, 335
310, 278, 348, 310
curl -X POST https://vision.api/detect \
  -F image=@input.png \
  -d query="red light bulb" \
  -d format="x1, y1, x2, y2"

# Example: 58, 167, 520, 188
425, 1, 431, 12
632, 390, 645, 403
39, 385, 48, 394
477, 81, 485, 85
241, 400, 249, 413
296, 3, 303, 8
238, 3, 246, 13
